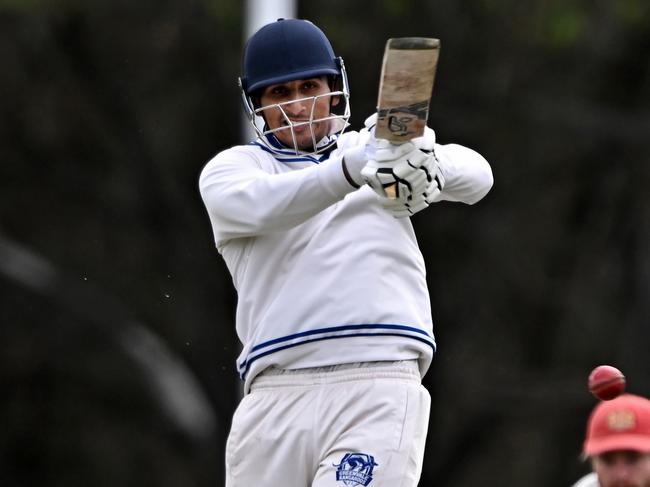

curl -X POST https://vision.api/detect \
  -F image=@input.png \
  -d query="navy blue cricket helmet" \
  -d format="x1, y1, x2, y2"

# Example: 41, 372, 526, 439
240, 18, 343, 95
238, 19, 351, 156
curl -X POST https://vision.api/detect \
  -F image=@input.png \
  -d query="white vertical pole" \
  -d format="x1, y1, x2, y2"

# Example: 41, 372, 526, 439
241, 0, 298, 143
237, 0, 298, 399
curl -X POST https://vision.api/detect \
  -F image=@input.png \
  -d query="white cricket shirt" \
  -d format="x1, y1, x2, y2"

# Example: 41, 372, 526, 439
199, 130, 492, 392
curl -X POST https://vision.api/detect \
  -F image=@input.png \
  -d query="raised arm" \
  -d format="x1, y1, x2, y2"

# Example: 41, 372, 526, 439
198, 148, 355, 241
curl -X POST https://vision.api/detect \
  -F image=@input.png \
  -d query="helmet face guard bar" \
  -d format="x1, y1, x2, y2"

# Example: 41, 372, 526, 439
239, 58, 351, 156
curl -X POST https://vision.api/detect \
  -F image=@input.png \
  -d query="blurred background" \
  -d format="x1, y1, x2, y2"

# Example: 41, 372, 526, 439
1, 0, 649, 485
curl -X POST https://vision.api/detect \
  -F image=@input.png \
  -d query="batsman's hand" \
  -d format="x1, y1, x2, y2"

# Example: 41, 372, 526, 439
361, 120, 444, 217
360, 140, 421, 197
362, 137, 443, 197
380, 148, 445, 218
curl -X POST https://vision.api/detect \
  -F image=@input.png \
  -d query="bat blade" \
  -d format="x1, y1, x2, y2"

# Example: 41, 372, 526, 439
375, 37, 440, 198
376, 37, 440, 142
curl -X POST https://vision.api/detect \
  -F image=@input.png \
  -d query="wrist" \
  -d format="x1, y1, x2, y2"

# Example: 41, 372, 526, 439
342, 144, 368, 187
317, 155, 358, 199
342, 159, 361, 189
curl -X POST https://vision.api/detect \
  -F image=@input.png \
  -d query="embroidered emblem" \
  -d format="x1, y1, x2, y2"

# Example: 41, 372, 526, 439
334, 452, 378, 486
607, 410, 636, 430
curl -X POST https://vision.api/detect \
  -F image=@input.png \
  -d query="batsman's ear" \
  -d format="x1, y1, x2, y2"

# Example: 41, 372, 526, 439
327, 73, 343, 109
328, 75, 341, 92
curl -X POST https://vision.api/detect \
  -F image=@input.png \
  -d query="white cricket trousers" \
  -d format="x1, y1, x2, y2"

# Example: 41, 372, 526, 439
225, 360, 431, 487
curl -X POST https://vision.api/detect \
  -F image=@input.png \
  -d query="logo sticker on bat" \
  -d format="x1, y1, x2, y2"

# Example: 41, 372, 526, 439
377, 100, 429, 137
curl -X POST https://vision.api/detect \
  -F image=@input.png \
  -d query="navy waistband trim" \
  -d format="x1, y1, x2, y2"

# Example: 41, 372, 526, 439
238, 324, 435, 379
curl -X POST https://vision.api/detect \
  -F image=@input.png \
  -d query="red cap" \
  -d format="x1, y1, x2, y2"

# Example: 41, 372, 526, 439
584, 394, 650, 455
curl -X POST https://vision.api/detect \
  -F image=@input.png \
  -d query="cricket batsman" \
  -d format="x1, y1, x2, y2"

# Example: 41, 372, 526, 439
199, 18, 493, 487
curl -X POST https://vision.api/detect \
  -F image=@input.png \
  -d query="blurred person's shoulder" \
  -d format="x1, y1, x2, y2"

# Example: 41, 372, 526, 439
571, 472, 598, 487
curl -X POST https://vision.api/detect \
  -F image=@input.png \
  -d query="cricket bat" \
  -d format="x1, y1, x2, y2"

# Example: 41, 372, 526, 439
375, 37, 440, 198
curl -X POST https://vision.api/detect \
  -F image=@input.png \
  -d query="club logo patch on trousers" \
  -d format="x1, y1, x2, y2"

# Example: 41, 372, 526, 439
334, 452, 378, 486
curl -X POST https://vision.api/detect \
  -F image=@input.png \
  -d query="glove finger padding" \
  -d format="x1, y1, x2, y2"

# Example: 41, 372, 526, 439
360, 163, 393, 196
381, 150, 446, 218
393, 158, 429, 195
361, 142, 426, 198
380, 190, 434, 218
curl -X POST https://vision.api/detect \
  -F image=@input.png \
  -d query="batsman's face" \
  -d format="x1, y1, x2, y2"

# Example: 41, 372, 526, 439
258, 76, 338, 151
592, 450, 650, 487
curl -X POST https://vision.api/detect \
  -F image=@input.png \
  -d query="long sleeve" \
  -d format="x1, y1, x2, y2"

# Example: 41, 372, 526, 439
198, 145, 356, 242
434, 143, 493, 205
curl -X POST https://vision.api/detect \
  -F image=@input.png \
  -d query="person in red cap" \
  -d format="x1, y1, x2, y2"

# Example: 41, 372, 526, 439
572, 394, 650, 487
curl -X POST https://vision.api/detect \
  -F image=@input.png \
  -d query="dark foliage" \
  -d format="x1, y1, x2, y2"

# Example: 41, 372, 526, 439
1, 0, 649, 485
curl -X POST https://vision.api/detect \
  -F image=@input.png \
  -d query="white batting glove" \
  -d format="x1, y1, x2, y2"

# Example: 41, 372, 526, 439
360, 114, 438, 195
412, 126, 436, 151
360, 140, 420, 197
360, 116, 444, 217
381, 149, 445, 218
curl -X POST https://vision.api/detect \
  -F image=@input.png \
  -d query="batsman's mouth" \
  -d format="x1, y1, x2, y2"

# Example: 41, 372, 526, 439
281, 120, 314, 133
284, 119, 309, 125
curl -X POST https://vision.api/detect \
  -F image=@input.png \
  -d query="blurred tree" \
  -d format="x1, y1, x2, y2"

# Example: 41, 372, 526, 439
301, 1, 650, 485
0, 0, 648, 485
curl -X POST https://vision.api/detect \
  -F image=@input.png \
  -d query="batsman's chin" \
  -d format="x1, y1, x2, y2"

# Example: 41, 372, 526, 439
273, 125, 311, 147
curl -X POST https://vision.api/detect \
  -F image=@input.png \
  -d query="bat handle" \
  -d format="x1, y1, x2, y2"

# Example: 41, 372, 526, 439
385, 184, 397, 199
